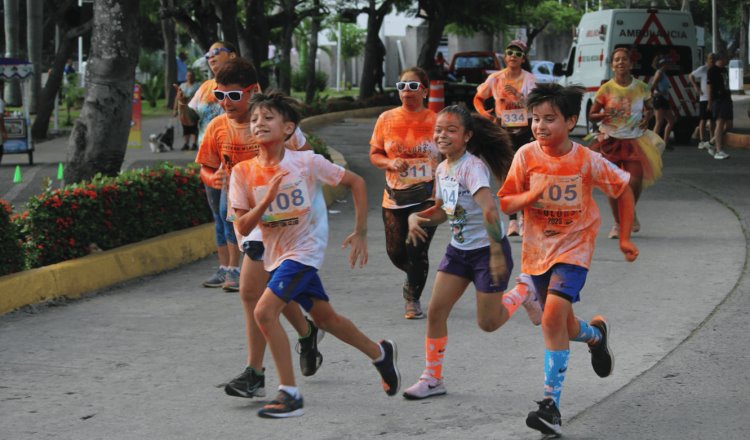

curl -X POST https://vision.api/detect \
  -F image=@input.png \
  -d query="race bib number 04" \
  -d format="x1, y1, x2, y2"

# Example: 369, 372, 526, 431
439, 177, 459, 216
501, 108, 528, 127
254, 179, 311, 226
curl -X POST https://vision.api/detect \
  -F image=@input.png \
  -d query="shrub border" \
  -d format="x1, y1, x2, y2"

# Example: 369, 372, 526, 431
0, 106, 392, 316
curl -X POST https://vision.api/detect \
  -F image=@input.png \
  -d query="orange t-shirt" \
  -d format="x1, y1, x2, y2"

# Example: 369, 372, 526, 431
195, 115, 305, 175
498, 141, 630, 275
369, 107, 439, 208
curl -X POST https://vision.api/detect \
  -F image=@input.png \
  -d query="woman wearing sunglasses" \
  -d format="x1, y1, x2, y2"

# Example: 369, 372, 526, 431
473, 40, 538, 237
174, 41, 243, 290
369, 67, 440, 320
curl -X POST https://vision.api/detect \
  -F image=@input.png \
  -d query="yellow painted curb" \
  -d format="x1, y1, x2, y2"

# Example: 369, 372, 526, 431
0, 224, 215, 315
726, 131, 750, 149
0, 108, 375, 315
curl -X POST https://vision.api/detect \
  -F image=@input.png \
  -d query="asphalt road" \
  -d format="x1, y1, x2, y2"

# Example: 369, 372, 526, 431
2, 104, 750, 439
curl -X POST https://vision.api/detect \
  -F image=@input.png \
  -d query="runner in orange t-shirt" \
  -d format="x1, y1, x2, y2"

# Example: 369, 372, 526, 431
498, 84, 638, 437
369, 67, 440, 320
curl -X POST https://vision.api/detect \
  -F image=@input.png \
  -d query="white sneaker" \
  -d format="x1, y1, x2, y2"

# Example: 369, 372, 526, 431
714, 151, 730, 160
698, 141, 709, 150
507, 219, 520, 236
516, 273, 542, 326
707, 145, 716, 156
607, 224, 619, 239
403, 375, 447, 400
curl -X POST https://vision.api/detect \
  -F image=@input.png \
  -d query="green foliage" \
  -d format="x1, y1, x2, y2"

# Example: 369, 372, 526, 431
305, 133, 332, 162
62, 74, 85, 126
138, 50, 164, 77
326, 23, 366, 60
14, 163, 211, 269
139, 72, 164, 108
291, 69, 329, 93
0, 200, 24, 276
524, 0, 581, 33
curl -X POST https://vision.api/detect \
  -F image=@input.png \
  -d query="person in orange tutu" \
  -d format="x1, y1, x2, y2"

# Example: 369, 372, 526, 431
588, 47, 664, 239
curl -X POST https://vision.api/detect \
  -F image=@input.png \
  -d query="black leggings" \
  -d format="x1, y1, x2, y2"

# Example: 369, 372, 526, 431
382, 201, 437, 302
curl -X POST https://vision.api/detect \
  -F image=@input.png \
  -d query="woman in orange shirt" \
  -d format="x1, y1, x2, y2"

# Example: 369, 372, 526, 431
369, 67, 440, 320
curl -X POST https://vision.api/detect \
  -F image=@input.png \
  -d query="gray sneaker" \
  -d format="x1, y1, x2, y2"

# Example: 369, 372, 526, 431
223, 267, 240, 292
404, 301, 425, 319
203, 268, 227, 288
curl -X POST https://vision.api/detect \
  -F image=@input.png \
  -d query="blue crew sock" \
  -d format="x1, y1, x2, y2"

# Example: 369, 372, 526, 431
571, 318, 602, 345
543, 349, 570, 407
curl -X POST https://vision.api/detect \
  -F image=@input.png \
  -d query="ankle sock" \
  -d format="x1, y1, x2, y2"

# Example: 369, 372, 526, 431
572, 318, 602, 345
501, 284, 528, 317
278, 385, 300, 399
543, 349, 569, 407
425, 336, 447, 380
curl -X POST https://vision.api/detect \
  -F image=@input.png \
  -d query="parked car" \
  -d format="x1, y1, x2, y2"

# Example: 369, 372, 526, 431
530, 60, 561, 84
448, 51, 503, 84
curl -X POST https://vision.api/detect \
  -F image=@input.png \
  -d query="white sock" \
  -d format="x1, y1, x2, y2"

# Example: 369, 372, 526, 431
279, 385, 300, 399
372, 343, 385, 363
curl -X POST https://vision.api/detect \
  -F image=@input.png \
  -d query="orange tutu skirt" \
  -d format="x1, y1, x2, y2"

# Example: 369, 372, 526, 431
589, 130, 664, 187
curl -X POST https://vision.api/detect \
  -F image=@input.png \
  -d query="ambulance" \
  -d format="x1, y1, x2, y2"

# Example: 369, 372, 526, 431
555, 8, 700, 143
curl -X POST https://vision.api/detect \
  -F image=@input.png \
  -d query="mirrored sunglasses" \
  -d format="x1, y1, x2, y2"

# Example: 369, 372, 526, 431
212, 84, 256, 102
204, 47, 232, 59
396, 81, 423, 91
505, 49, 525, 58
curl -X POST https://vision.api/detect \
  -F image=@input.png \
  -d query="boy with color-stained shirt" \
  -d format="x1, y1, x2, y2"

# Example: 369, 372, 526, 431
229, 91, 400, 418
196, 57, 325, 401
498, 83, 638, 436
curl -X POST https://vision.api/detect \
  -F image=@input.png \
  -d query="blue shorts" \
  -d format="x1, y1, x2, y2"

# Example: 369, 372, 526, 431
267, 260, 329, 312
530, 263, 588, 305
437, 238, 513, 293
242, 240, 264, 262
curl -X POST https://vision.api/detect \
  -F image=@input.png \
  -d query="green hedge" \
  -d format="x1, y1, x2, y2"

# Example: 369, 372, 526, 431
6, 163, 211, 271
0, 200, 24, 276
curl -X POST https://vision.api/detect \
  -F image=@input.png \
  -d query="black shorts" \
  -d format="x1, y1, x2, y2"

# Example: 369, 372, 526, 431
712, 99, 733, 121
181, 124, 198, 136
699, 101, 712, 120
653, 94, 670, 110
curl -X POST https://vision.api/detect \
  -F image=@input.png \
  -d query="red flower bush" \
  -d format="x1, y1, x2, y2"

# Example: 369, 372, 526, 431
9, 162, 211, 270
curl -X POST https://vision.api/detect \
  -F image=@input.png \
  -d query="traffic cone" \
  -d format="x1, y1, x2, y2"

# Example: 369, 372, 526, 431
428, 80, 445, 113
57, 163, 64, 180
13, 165, 22, 183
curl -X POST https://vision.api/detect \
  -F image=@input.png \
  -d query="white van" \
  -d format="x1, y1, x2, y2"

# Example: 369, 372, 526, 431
555, 8, 700, 143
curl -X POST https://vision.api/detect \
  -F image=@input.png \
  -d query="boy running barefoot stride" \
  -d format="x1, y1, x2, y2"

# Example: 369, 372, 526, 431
229, 91, 400, 418
498, 84, 639, 436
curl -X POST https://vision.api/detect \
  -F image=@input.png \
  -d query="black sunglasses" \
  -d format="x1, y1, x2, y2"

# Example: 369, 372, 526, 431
396, 81, 423, 91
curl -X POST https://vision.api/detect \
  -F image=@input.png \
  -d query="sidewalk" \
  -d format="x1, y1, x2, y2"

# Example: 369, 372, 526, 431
1, 112, 748, 439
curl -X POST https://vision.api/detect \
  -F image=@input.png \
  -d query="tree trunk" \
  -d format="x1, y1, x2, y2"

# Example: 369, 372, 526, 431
161, 0, 177, 109
26, 0, 43, 113
304, 0, 321, 104
417, 7, 447, 77
277, 5, 294, 95
359, 0, 390, 100
741, 5, 748, 72
244, 0, 271, 88
31, 21, 91, 140
65, 0, 140, 184
214, 0, 240, 53
4, 0, 22, 105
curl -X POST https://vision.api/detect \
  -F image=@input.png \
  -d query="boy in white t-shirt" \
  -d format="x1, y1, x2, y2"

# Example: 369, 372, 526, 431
229, 91, 401, 418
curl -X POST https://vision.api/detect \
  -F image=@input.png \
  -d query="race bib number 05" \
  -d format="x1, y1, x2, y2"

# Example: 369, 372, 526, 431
254, 179, 311, 226
530, 174, 582, 226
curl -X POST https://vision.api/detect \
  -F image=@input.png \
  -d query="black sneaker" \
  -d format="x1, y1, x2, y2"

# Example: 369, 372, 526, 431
526, 398, 562, 436
180, 143, 190, 151
589, 315, 614, 378
373, 340, 401, 396
224, 367, 266, 398
257, 390, 304, 418
191, 143, 198, 151
296, 317, 324, 376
